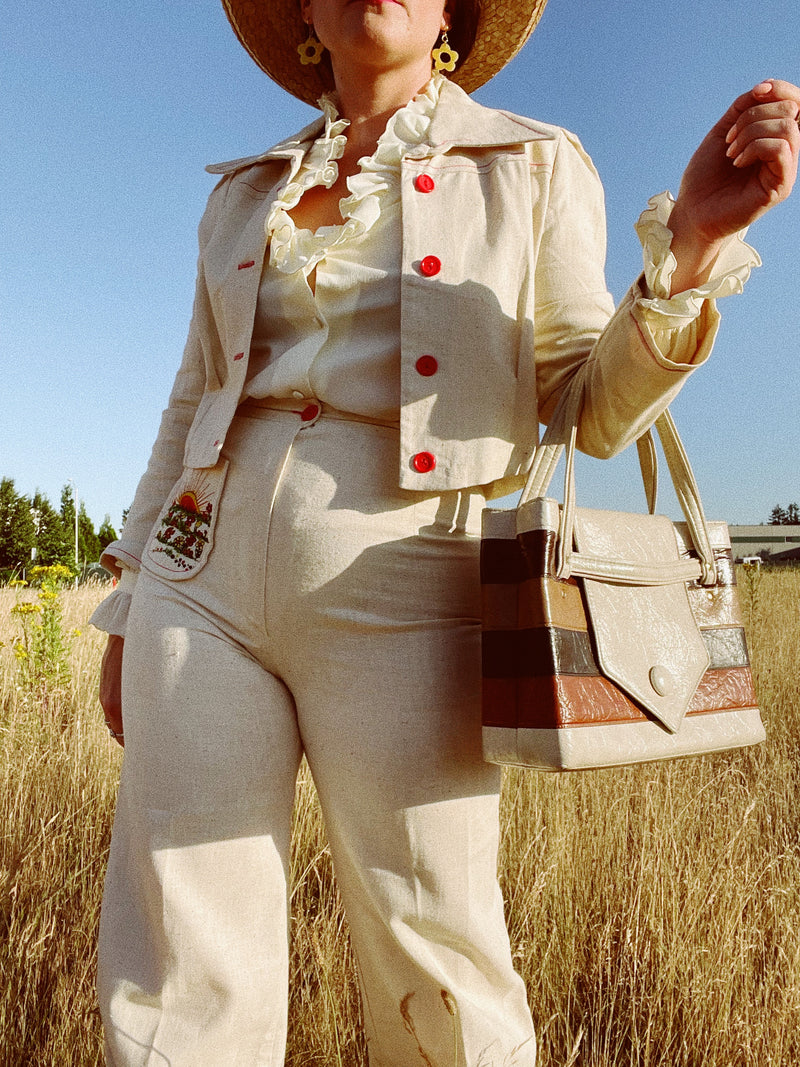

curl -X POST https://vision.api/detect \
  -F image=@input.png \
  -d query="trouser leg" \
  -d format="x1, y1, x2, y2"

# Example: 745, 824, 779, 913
99, 574, 303, 1067
296, 626, 535, 1067
266, 464, 537, 1066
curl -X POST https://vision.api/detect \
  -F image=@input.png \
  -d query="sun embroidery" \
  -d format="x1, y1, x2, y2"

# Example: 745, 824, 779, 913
153, 475, 216, 570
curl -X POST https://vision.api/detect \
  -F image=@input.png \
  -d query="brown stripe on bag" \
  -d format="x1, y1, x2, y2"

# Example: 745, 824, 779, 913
688, 665, 757, 713
482, 676, 519, 728
481, 583, 519, 631
479, 537, 529, 585
516, 674, 645, 727
482, 578, 587, 632
517, 528, 559, 578
518, 577, 587, 630
482, 627, 599, 678
482, 623, 751, 681
508, 666, 758, 730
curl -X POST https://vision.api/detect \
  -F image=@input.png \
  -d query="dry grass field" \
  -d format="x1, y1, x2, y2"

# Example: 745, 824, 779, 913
1, 567, 799, 1066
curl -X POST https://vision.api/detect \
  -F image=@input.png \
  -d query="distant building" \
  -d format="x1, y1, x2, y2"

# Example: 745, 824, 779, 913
728, 525, 800, 564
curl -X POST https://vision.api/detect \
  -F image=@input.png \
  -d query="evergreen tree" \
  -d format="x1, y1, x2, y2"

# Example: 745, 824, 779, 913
60, 485, 78, 568
30, 491, 73, 566
59, 484, 101, 566
768, 505, 789, 525
78, 501, 101, 563
0, 477, 35, 572
98, 515, 118, 551
768, 504, 800, 525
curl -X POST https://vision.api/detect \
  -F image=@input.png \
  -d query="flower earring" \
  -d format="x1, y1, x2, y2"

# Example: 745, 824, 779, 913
432, 30, 459, 73
298, 24, 325, 65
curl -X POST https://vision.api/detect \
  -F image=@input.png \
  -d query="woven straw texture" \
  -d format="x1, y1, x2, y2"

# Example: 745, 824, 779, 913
221, 0, 549, 107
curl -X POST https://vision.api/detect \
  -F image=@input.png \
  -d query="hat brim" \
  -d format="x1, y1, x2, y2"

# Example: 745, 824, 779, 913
221, 0, 549, 108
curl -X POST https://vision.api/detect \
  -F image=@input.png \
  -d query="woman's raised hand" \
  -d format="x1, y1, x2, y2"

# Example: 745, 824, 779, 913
667, 79, 799, 294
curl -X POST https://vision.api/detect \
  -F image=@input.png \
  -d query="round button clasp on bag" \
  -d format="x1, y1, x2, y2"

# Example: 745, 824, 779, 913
649, 666, 673, 697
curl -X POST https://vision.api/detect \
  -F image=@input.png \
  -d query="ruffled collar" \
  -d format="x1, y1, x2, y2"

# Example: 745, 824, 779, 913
266, 73, 444, 275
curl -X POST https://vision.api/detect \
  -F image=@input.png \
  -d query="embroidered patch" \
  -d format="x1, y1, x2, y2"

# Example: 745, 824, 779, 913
144, 461, 229, 579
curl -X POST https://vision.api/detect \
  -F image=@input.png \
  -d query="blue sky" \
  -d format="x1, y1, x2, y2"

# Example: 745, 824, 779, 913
2, 0, 798, 531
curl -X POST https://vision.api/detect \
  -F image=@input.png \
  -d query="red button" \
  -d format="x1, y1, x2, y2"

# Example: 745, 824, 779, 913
237, 260, 255, 270
414, 174, 435, 193
300, 404, 320, 421
412, 451, 436, 473
415, 355, 438, 377
233, 351, 245, 361
419, 255, 441, 277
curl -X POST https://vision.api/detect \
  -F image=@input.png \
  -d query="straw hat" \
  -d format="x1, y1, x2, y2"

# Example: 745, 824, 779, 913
220, 0, 549, 107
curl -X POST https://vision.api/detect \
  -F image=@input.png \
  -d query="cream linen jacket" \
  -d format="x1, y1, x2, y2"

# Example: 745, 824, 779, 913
102, 78, 719, 578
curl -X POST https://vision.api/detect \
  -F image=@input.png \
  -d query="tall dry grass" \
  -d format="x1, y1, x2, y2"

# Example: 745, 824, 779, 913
1, 568, 799, 1066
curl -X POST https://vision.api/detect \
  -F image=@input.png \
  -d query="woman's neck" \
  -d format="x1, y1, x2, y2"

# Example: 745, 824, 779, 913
330, 58, 435, 162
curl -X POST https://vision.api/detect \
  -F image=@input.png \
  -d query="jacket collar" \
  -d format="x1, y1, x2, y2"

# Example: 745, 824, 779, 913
206, 114, 325, 176
206, 77, 547, 176
426, 78, 548, 152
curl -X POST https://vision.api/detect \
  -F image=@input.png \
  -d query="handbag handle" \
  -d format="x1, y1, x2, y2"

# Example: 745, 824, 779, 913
519, 384, 718, 586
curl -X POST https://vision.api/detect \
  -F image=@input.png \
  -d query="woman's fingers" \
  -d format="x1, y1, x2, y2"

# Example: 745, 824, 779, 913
726, 101, 799, 151
732, 79, 800, 120
724, 101, 799, 199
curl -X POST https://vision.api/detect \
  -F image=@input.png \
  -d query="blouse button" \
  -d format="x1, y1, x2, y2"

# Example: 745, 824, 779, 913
412, 451, 436, 473
419, 255, 441, 278
301, 403, 320, 422
415, 355, 438, 377
414, 173, 435, 193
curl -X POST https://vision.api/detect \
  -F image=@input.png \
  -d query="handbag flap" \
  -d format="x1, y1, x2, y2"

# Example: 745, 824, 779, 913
573, 508, 710, 733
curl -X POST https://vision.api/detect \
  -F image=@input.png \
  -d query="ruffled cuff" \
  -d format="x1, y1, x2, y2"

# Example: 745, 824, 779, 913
89, 567, 137, 637
634, 191, 761, 328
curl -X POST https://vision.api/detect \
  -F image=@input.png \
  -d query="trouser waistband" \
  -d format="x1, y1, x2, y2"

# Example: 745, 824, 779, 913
236, 396, 400, 429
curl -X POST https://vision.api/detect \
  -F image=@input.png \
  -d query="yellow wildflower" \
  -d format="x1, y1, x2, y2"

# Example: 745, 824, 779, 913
11, 602, 42, 616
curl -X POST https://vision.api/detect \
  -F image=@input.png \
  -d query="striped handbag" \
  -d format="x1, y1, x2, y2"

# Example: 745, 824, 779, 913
480, 392, 764, 771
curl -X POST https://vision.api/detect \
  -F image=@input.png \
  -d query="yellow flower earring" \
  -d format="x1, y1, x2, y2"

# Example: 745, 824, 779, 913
432, 30, 459, 73
298, 25, 325, 65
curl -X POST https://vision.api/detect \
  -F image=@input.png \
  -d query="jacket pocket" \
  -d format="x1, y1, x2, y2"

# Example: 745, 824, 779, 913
142, 459, 229, 581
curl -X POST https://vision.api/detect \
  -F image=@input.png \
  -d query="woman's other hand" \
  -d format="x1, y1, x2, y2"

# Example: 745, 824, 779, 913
100, 634, 125, 747
668, 79, 800, 294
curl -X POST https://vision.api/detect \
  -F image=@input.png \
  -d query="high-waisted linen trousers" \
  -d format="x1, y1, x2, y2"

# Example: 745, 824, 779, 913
99, 405, 536, 1066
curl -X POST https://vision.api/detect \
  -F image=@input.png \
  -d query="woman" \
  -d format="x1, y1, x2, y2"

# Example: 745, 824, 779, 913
92, 0, 799, 1063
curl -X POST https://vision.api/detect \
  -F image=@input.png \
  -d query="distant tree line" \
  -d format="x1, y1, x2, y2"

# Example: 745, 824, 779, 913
768, 503, 800, 525
0, 477, 118, 579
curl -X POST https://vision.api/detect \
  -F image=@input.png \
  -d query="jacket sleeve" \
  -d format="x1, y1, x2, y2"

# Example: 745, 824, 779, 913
90, 178, 229, 634
533, 129, 752, 459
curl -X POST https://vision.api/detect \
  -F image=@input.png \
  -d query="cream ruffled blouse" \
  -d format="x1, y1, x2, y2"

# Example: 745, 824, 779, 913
266, 77, 442, 276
